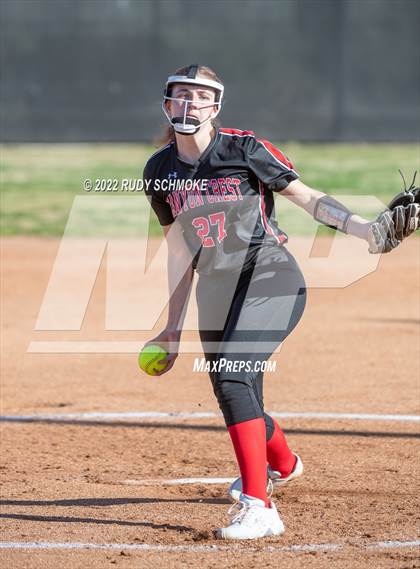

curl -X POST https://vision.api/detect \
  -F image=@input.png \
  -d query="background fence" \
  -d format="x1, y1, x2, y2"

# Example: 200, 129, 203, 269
1, 0, 419, 142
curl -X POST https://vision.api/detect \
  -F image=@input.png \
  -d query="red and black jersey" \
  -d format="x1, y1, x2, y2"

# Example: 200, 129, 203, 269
143, 128, 299, 274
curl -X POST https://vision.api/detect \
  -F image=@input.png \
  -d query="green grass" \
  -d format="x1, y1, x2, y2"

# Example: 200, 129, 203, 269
1, 143, 418, 237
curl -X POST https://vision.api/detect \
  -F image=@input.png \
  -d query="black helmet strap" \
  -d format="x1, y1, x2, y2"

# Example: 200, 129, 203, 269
186, 64, 199, 79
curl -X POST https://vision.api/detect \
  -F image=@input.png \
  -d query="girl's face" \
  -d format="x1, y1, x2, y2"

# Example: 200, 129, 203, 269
167, 83, 218, 125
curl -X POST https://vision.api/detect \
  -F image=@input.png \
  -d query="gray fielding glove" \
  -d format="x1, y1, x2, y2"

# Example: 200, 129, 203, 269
368, 172, 420, 254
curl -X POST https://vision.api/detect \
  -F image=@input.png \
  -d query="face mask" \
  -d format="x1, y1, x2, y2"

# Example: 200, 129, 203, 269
162, 65, 224, 136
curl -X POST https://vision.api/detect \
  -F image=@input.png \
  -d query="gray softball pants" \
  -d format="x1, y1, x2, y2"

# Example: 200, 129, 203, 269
196, 246, 306, 437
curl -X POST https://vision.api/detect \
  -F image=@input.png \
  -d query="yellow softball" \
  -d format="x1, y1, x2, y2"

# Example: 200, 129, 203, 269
138, 344, 168, 376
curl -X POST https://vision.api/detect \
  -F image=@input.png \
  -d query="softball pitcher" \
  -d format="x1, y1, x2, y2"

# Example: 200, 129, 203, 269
143, 64, 419, 540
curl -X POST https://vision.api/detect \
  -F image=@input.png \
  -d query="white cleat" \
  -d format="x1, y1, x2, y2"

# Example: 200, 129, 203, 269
228, 453, 303, 502
214, 494, 285, 540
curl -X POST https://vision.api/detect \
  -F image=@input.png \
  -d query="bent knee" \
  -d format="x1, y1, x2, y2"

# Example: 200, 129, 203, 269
212, 378, 263, 426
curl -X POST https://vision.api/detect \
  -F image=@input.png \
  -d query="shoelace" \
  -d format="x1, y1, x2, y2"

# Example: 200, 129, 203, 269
228, 499, 272, 527
227, 501, 249, 524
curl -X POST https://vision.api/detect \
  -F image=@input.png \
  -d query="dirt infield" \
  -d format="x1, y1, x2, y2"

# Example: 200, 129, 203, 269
1, 237, 419, 568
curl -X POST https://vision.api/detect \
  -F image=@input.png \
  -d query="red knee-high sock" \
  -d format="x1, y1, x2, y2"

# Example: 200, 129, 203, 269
266, 418, 296, 476
227, 417, 269, 506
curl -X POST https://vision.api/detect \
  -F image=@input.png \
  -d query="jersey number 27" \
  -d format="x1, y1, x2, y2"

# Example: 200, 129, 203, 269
192, 212, 227, 248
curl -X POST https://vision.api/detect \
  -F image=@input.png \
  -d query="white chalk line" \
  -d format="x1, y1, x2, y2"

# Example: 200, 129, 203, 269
122, 477, 236, 486
1, 411, 419, 422
367, 540, 420, 549
0, 539, 419, 553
